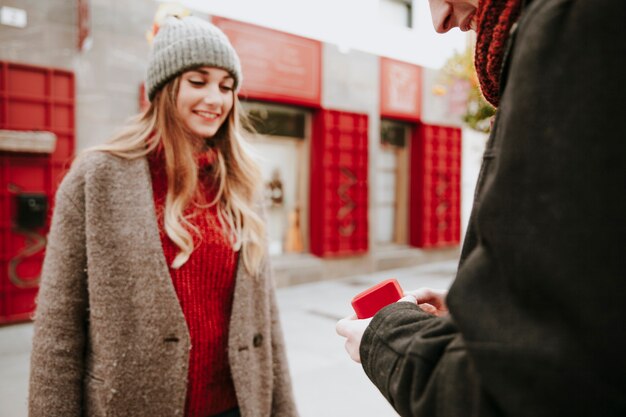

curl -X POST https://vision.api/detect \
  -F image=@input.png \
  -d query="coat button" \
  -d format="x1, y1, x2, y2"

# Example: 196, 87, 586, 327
253, 333, 263, 348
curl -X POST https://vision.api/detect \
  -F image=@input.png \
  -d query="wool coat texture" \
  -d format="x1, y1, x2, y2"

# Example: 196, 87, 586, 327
28, 151, 299, 417
360, 0, 626, 416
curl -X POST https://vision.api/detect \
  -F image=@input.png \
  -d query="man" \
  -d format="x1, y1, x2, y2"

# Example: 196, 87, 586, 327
336, 0, 626, 416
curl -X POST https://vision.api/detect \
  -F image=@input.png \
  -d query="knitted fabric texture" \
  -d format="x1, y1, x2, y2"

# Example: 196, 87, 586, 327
29, 151, 299, 417
475, 0, 522, 107
149, 152, 239, 417
146, 16, 242, 101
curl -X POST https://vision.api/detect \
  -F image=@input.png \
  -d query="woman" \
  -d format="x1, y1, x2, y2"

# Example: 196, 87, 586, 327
28, 16, 299, 417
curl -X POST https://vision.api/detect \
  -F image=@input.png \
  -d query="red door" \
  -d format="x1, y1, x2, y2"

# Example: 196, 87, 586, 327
409, 124, 461, 248
0, 61, 75, 324
310, 110, 369, 257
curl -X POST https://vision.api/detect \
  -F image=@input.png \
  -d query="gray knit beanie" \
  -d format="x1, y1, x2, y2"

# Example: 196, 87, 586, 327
145, 16, 242, 101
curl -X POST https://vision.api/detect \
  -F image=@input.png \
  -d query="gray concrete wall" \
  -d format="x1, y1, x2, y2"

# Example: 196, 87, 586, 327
321, 44, 379, 115
77, 0, 154, 150
0, 0, 75, 70
0, 0, 156, 151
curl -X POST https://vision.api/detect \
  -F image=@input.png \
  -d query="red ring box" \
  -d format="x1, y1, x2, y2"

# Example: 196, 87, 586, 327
351, 279, 403, 319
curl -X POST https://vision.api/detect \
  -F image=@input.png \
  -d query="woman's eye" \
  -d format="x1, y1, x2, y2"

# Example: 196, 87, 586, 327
220, 85, 234, 92
188, 79, 205, 86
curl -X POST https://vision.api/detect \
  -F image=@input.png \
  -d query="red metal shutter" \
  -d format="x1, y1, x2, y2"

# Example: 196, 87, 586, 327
409, 124, 461, 248
0, 61, 75, 324
310, 110, 369, 257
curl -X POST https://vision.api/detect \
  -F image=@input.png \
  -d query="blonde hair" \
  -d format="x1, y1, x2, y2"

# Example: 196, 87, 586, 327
86, 77, 266, 275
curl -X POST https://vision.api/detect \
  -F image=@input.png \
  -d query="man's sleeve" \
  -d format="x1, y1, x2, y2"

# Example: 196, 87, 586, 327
361, 303, 493, 417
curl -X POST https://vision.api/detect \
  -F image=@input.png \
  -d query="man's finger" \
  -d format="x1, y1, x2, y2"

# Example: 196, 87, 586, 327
336, 319, 348, 336
418, 303, 437, 314
336, 315, 356, 335
398, 294, 417, 304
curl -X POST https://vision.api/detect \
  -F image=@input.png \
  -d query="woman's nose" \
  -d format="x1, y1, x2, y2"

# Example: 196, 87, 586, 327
429, 0, 453, 33
202, 86, 221, 105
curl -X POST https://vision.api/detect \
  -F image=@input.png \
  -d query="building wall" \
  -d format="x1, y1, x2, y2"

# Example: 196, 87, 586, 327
0, 0, 75, 70
322, 44, 379, 272
322, 45, 379, 115
176, 0, 467, 69
461, 127, 488, 242
77, 0, 153, 150
0, 0, 154, 151
1, 1, 464, 289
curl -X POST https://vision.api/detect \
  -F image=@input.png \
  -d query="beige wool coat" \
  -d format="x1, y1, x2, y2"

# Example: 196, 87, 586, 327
28, 151, 299, 417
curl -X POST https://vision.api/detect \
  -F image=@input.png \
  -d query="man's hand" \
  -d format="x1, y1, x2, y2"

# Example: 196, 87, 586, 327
398, 287, 449, 317
335, 315, 372, 363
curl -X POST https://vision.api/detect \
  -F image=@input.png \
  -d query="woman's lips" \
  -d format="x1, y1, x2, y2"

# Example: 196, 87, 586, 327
194, 110, 219, 121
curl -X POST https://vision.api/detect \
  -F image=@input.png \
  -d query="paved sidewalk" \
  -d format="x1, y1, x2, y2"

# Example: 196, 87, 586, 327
0, 260, 457, 417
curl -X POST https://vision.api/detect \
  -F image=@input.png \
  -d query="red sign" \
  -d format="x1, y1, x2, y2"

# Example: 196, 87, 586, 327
139, 83, 149, 113
380, 57, 422, 122
212, 16, 321, 107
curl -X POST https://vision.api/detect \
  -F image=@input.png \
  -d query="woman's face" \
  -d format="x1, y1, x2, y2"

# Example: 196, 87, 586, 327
176, 66, 235, 139
428, 0, 479, 33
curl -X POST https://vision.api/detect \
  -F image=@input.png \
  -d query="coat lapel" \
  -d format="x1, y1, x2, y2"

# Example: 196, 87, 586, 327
128, 156, 191, 343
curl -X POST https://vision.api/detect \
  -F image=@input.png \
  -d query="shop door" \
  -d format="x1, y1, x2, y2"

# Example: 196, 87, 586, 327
244, 102, 309, 256
376, 120, 410, 245
409, 124, 461, 248
310, 110, 369, 257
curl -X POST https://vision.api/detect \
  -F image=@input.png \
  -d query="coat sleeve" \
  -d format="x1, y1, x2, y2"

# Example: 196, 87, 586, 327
28, 172, 88, 417
360, 302, 491, 417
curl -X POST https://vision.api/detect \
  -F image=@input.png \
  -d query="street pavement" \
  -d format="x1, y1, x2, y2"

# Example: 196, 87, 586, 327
0, 260, 457, 417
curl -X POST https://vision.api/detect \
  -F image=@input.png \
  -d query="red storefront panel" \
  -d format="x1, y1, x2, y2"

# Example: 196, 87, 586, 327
409, 124, 461, 248
310, 110, 368, 257
212, 16, 322, 108
139, 83, 149, 113
380, 57, 422, 122
0, 61, 75, 324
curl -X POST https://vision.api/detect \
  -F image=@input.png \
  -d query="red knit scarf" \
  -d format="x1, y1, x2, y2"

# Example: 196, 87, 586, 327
474, 0, 523, 107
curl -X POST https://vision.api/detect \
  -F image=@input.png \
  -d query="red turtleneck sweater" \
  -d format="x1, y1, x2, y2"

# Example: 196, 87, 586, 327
148, 153, 239, 417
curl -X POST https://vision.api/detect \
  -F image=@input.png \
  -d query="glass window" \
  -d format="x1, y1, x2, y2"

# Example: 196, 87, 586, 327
379, 0, 413, 29
381, 119, 408, 148
244, 102, 306, 139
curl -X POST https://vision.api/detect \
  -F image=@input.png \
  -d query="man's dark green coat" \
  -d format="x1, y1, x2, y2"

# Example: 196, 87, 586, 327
361, 0, 626, 415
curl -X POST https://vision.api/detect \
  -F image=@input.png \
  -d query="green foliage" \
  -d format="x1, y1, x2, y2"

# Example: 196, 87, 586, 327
463, 88, 496, 133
